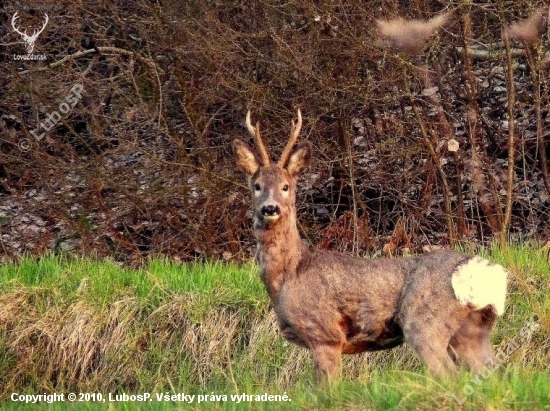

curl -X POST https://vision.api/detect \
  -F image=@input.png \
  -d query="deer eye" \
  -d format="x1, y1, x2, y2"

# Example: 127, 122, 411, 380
254, 183, 261, 192
282, 184, 289, 192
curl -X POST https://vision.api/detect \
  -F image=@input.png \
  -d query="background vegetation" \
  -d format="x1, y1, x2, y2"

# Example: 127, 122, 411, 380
2, 0, 550, 263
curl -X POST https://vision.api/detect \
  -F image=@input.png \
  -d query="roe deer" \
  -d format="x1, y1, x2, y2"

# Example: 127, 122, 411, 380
233, 109, 507, 382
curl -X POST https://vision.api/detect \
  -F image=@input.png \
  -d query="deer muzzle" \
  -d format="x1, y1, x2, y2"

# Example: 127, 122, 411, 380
260, 204, 281, 221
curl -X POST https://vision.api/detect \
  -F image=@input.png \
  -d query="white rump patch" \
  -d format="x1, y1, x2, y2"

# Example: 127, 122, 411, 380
451, 257, 507, 316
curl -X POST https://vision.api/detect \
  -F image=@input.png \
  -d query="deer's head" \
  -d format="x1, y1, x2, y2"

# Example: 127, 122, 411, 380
233, 109, 311, 229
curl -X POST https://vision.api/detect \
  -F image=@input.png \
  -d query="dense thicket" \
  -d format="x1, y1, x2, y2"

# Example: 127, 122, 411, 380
1, 1, 550, 263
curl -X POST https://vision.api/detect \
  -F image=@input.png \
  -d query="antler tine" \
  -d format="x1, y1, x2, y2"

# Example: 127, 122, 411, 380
35, 13, 49, 36
245, 110, 256, 137
278, 109, 302, 166
11, 12, 26, 36
246, 110, 270, 166
29, 13, 49, 38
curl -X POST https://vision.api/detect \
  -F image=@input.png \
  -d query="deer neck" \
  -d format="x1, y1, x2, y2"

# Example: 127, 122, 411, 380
255, 212, 306, 300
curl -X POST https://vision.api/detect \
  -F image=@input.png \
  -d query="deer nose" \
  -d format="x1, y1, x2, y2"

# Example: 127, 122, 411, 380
261, 204, 280, 217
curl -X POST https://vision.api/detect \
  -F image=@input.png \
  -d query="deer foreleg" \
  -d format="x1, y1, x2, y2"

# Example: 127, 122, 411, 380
310, 343, 343, 384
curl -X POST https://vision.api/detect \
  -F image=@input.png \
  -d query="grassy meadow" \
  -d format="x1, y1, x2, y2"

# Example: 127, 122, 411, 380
0, 244, 549, 410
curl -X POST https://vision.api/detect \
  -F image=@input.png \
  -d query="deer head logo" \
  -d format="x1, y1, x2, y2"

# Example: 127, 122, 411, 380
11, 11, 49, 54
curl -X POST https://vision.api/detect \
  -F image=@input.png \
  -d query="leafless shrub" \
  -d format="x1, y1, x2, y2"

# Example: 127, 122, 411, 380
1, 1, 550, 262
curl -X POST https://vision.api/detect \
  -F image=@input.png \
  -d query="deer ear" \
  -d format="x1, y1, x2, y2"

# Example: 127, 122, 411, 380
285, 141, 311, 177
233, 139, 260, 176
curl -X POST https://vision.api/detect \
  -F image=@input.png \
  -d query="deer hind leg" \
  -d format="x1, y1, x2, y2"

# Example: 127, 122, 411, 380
310, 343, 343, 384
449, 307, 497, 372
398, 302, 458, 375
398, 296, 458, 375
402, 321, 457, 375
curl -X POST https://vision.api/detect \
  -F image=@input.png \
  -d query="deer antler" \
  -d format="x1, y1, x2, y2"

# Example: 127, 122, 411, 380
246, 110, 270, 166
278, 109, 302, 167
12, 12, 49, 38
33, 13, 49, 38
11, 12, 26, 37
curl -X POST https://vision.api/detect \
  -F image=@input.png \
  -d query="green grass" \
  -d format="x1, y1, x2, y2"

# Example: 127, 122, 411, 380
0, 244, 549, 410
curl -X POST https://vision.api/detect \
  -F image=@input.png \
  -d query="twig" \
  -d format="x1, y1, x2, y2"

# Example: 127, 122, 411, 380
49, 46, 134, 69
410, 97, 456, 246
501, 30, 516, 245
146, 46, 163, 129
463, 2, 503, 238
12, 47, 135, 76
525, 46, 550, 193
456, 45, 529, 60
339, 115, 359, 255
